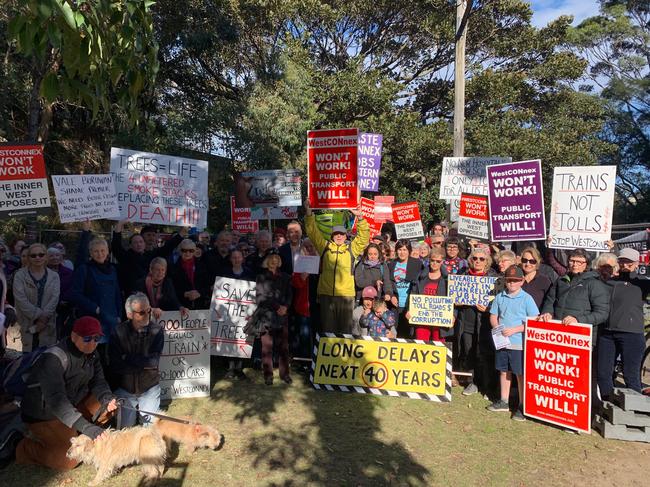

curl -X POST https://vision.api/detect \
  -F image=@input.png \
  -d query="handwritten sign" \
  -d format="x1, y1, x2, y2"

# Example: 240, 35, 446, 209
52, 174, 120, 224
158, 310, 211, 400
110, 147, 209, 228
235, 169, 301, 208
447, 274, 498, 307
308, 128, 359, 209
487, 160, 546, 242
392, 201, 424, 240
439, 156, 511, 200
230, 196, 259, 233
549, 166, 616, 251
408, 295, 454, 327
311, 334, 451, 400
358, 133, 382, 192
457, 193, 489, 240
0, 143, 51, 218
210, 277, 256, 358
524, 319, 592, 433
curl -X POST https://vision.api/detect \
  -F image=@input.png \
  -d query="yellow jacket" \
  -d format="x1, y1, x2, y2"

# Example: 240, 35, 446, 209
305, 214, 370, 297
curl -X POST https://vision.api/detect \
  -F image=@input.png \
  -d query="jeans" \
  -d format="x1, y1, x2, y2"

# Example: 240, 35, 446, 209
597, 330, 645, 398
115, 384, 161, 428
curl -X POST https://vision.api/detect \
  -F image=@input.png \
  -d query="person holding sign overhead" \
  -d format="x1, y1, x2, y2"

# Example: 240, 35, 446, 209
304, 199, 369, 334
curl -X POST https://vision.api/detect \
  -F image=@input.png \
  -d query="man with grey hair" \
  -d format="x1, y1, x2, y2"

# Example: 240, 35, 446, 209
246, 230, 272, 274
109, 292, 164, 427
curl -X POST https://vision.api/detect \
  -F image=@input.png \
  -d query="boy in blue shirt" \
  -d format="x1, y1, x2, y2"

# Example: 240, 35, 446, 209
488, 265, 539, 420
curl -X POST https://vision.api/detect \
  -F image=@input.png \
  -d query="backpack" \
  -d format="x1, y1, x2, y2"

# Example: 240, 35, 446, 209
320, 244, 356, 276
1, 346, 69, 399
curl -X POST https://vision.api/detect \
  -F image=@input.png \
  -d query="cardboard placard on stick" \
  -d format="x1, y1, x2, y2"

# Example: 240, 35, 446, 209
0, 144, 51, 218
457, 193, 489, 240
210, 277, 256, 358
447, 274, 498, 307
358, 133, 382, 192
392, 201, 424, 240
234, 169, 302, 208
230, 196, 259, 233
408, 295, 454, 327
52, 174, 120, 224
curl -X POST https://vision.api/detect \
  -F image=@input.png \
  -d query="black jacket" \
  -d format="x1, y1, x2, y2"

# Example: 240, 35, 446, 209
133, 276, 183, 311
169, 257, 212, 309
454, 268, 498, 336
109, 320, 164, 395
21, 338, 113, 434
541, 270, 610, 328
354, 261, 394, 300
254, 270, 293, 330
388, 257, 424, 307
603, 272, 650, 334
410, 271, 453, 338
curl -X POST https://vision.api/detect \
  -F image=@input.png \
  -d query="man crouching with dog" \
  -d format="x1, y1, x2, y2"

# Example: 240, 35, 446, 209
15, 316, 118, 470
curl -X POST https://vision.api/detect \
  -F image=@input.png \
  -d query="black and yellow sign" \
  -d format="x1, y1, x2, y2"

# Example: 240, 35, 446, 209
310, 333, 451, 401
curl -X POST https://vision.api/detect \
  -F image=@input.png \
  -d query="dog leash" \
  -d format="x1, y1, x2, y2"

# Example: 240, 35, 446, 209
116, 399, 192, 425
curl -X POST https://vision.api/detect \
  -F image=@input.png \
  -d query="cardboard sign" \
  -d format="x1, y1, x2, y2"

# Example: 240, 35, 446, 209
0, 144, 51, 217
439, 156, 511, 200
408, 295, 454, 327
110, 147, 209, 228
230, 196, 259, 233
447, 274, 498, 307
294, 255, 320, 274
358, 133, 382, 192
158, 310, 211, 400
234, 169, 302, 208
52, 174, 120, 224
249, 206, 298, 221
210, 277, 256, 358
549, 165, 616, 251
311, 334, 451, 400
458, 193, 489, 240
524, 319, 592, 433
487, 160, 546, 242
374, 195, 394, 223
307, 128, 359, 209
392, 201, 424, 240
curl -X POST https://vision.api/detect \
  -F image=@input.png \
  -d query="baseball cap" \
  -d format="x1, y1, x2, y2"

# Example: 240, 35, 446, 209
618, 248, 640, 262
72, 316, 103, 337
504, 265, 524, 279
362, 286, 378, 299
331, 225, 347, 236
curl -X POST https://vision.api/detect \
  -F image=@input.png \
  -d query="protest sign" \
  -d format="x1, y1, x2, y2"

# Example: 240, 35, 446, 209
52, 174, 120, 224
158, 310, 211, 400
457, 193, 489, 240
524, 319, 592, 433
294, 255, 320, 274
110, 147, 209, 228
549, 165, 616, 251
447, 274, 498, 307
311, 334, 451, 401
0, 144, 51, 218
249, 206, 298, 221
392, 201, 424, 240
234, 169, 301, 208
210, 277, 256, 358
408, 295, 454, 327
307, 128, 359, 209
439, 156, 511, 200
358, 197, 382, 236
374, 195, 394, 223
230, 196, 259, 233
487, 160, 545, 242
358, 133, 382, 192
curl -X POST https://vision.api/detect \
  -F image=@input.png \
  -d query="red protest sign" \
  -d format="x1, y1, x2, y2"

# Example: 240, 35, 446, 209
458, 193, 489, 240
230, 196, 259, 233
374, 195, 394, 223
524, 319, 592, 433
359, 197, 382, 236
392, 201, 424, 240
307, 128, 359, 209
0, 143, 51, 217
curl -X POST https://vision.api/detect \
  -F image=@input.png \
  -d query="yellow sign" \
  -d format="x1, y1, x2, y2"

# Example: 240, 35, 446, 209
408, 295, 454, 327
311, 335, 450, 399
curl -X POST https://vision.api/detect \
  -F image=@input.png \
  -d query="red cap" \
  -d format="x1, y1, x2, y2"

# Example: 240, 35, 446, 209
72, 316, 104, 337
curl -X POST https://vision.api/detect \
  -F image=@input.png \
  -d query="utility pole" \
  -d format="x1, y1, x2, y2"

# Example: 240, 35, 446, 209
453, 0, 469, 158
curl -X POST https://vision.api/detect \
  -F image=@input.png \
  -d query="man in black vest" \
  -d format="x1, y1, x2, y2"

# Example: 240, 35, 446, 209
109, 292, 164, 427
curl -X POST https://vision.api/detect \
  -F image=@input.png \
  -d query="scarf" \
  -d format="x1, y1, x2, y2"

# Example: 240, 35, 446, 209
145, 275, 163, 308
364, 259, 380, 267
93, 260, 113, 274
181, 258, 195, 287
468, 268, 486, 277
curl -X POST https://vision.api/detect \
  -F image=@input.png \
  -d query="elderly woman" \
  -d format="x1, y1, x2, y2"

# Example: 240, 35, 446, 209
133, 257, 187, 319
495, 250, 516, 275
595, 250, 650, 400
247, 249, 292, 386
455, 247, 498, 397
518, 246, 552, 309
7, 243, 60, 352
389, 239, 424, 338
170, 239, 211, 310
354, 243, 394, 302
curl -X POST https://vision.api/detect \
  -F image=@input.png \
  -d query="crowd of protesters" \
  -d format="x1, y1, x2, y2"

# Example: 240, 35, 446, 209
0, 202, 648, 469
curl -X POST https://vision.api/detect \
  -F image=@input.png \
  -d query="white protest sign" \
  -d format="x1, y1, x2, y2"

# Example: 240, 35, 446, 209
158, 310, 211, 400
52, 174, 120, 224
294, 255, 320, 274
447, 274, 499, 307
439, 156, 511, 200
408, 295, 454, 327
549, 166, 616, 251
210, 277, 256, 358
110, 147, 209, 228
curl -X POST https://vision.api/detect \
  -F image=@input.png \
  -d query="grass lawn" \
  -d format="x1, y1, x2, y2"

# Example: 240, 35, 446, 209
2, 365, 648, 487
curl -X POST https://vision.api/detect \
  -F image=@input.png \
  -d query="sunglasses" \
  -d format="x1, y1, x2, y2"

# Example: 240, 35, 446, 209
132, 309, 151, 316
521, 258, 537, 265
568, 259, 587, 265
181, 248, 195, 253
30, 253, 46, 258
432, 242, 443, 246
82, 335, 102, 343
430, 259, 443, 263
471, 256, 486, 261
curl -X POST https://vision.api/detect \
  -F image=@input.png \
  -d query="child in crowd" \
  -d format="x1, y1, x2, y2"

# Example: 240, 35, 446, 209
352, 286, 377, 336
365, 299, 397, 338
488, 265, 539, 420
